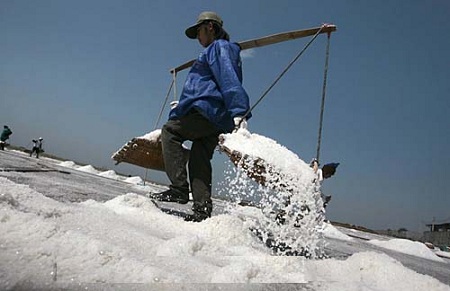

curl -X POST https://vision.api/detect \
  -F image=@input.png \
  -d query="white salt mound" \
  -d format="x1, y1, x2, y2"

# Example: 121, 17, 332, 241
59, 161, 77, 168
77, 165, 99, 174
98, 170, 121, 180
125, 176, 144, 185
322, 223, 353, 241
370, 239, 444, 262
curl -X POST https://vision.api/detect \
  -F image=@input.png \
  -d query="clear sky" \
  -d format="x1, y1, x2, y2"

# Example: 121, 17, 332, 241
1, 0, 449, 232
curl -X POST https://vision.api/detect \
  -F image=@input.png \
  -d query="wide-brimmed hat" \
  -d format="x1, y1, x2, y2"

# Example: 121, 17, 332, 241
185, 11, 224, 39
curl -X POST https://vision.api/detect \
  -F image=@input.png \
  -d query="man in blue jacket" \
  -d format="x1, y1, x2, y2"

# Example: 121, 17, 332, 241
151, 11, 252, 222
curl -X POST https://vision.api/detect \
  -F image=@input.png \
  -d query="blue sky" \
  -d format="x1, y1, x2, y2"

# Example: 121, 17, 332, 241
1, 0, 449, 232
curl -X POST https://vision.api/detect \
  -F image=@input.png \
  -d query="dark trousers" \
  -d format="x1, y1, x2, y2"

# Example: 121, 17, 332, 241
161, 110, 221, 214
30, 147, 40, 158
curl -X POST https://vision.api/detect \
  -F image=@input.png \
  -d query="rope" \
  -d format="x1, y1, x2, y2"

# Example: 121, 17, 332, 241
241, 25, 326, 121
315, 32, 332, 162
153, 69, 178, 130
148, 71, 177, 186
149, 73, 176, 185
153, 78, 174, 130
172, 70, 177, 102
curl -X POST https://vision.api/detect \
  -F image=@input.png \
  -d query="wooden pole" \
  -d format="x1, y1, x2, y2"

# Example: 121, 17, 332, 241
169, 24, 336, 74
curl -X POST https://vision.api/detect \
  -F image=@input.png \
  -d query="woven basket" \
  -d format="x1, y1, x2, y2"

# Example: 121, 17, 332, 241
112, 136, 189, 172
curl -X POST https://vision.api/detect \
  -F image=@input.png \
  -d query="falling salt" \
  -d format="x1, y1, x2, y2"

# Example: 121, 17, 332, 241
218, 129, 325, 257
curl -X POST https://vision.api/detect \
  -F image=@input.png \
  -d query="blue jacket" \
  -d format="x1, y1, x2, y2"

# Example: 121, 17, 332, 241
169, 39, 252, 132
1, 127, 12, 142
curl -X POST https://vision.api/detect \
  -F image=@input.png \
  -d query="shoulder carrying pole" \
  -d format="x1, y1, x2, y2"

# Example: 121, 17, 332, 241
169, 25, 336, 74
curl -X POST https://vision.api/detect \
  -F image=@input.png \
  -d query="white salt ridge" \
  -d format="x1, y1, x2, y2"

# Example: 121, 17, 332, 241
322, 222, 353, 241
98, 170, 121, 180
436, 250, 450, 259
58, 161, 147, 186
125, 176, 144, 185
76, 164, 99, 174
1, 176, 449, 290
369, 238, 445, 262
58, 160, 77, 168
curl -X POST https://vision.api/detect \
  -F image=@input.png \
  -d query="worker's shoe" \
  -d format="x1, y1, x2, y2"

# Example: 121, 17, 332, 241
184, 202, 212, 222
184, 212, 210, 222
149, 189, 189, 204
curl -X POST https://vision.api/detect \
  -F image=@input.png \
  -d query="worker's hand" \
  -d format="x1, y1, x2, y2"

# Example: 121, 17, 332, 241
233, 117, 247, 133
170, 100, 179, 109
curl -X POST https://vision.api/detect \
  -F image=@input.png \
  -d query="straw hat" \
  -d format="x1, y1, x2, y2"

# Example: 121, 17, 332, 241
185, 11, 224, 39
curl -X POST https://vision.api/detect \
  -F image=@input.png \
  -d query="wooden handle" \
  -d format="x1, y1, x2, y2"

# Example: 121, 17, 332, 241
169, 24, 337, 74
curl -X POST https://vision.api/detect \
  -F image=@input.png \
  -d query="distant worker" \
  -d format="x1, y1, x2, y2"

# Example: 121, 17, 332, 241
0, 125, 13, 150
150, 11, 252, 222
310, 158, 339, 208
30, 137, 44, 158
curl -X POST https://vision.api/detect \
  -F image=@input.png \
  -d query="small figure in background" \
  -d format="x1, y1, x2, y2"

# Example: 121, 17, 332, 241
310, 158, 340, 208
30, 137, 44, 158
0, 125, 13, 150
